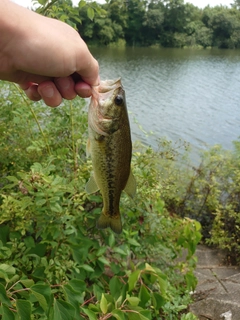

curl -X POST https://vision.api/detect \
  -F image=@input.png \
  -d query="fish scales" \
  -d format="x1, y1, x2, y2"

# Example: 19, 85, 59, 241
86, 78, 136, 234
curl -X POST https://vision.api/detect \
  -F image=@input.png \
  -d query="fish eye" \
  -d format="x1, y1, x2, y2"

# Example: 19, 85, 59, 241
114, 95, 124, 106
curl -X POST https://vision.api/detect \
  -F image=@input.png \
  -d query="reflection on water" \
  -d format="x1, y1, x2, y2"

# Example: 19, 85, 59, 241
91, 47, 240, 159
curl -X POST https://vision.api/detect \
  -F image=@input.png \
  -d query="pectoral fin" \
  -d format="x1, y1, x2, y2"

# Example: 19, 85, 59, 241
85, 175, 99, 194
124, 169, 136, 199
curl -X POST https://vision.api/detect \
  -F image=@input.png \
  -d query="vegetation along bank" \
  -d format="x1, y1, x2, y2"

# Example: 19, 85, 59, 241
36, 0, 240, 49
0, 0, 240, 319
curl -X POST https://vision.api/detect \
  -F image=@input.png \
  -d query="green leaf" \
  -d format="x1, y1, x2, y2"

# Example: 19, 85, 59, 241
50, 203, 63, 213
98, 256, 110, 266
6, 176, 19, 183
157, 276, 168, 297
0, 283, 11, 307
139, 310, 151, 319
63, 284, 84, 316
81, 308, 97, 320
31, 284, 52, 314
100, 293, 108, 314
108, 233, 115, 247
80, 264, 95, 272
38, 0, 48, 5
185, 272, 197, 291
53, 299, 75, 320
28, 243, 47, 257
24, 236, 35, 248
68, 279, 86, 293
96, 246, 107, 257
32, 266, 45, 280
152, 292, 165, 310
112, 309, 126, 320
35, 198, 47, 206
113, 247, 128, 256
128, 238, 140, 247
2, 305, 15, 320
115, 295, 123, 308
31, 162, 43, 173
73, 16, 82, 24
78, 0, 86, 9
16, 300, 31, 320
144, 263, 155, 273
127, 296, 140, 306
0, 225, 9, 245
87, 7, 94, 20
31, 284, 52, 302
0, 270, 8, 281
128, 270, 140, 292
127, 311, 150, 320
127, 312, 141, 320
0, 265, 15, 276
138, 285, 151, 307
20, 279, 34, 288
109, 276, 123, 300
31, 290, 48, 311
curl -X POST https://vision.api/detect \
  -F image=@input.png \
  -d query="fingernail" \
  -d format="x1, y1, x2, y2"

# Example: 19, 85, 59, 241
92, 76, 100, 87
42, 85, 54, 98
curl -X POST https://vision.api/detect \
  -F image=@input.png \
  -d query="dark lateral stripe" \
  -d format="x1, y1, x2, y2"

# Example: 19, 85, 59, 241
108, 188, 115, 216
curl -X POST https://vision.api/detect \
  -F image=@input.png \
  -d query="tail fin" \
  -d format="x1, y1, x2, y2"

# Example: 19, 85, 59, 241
97, 214, 122, 234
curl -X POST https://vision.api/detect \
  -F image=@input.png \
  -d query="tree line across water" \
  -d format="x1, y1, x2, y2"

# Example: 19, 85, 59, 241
36, 0, 240, 48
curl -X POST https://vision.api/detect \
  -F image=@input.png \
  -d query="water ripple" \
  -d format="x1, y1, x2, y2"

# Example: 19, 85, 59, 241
92, 47, 240, 156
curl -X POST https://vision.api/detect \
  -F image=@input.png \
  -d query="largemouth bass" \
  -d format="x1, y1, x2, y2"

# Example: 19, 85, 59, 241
85, 78, 136, 234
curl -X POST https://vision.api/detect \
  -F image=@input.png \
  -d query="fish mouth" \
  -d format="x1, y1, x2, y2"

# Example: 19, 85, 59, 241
90, 78, 122, 108
98, 78, 122, 93
89, 78, 122, 136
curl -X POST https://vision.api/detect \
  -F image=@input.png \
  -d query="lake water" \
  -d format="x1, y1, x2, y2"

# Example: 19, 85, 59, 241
91, 47, 240, 160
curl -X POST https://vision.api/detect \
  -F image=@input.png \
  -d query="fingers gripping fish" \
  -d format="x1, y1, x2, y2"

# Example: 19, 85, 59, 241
85, 78, 136, 234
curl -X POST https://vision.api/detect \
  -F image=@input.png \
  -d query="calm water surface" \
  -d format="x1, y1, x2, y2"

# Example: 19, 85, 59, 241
91, 47, 240, 159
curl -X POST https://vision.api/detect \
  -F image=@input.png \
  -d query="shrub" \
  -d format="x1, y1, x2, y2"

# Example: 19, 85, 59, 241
0, 82, 200, 319
151, 138, 240, 264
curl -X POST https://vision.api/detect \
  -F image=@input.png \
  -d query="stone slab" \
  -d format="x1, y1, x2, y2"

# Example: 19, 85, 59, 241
190, 297, 240, 320
190, 245, 240, 319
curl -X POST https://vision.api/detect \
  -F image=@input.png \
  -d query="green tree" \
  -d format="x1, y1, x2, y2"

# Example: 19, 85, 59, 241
78, 0, 127, 45
103, 0, 128, 43
107, 0, 128, 28
35, 0, 81, 28
33, 0, 240, 48
195, 24, 213, 48
163, 0, 186, 32
232, 0, 240, 9
142, 0, 165, 46
202, 6, 240, 48
124, 0, 147, 46
161, 0, 192, 46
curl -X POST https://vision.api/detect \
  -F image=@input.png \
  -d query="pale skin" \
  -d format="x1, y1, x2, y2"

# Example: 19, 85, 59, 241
0, 0, 99, 107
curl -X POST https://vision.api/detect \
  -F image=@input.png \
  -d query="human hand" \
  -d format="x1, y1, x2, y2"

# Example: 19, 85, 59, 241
0, 0, 99, 107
